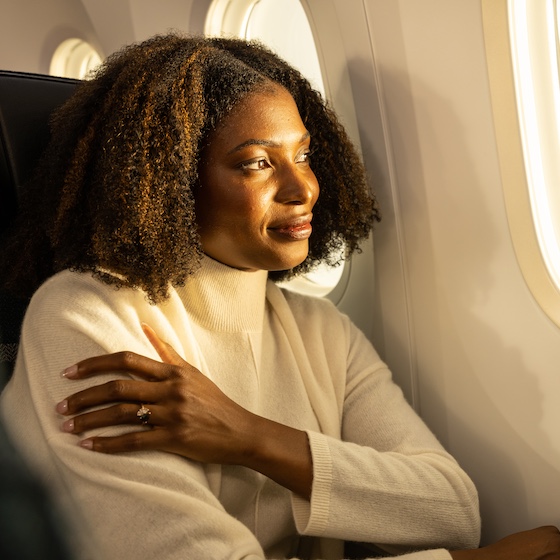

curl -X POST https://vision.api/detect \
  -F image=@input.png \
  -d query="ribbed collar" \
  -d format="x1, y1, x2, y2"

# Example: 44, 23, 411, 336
176, 256, 269, 332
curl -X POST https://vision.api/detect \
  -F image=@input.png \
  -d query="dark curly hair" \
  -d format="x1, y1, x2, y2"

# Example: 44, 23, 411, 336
3, 33, 380, 303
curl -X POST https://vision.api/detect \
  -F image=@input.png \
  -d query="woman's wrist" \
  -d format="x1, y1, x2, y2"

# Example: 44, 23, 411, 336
240, 413, 313, 499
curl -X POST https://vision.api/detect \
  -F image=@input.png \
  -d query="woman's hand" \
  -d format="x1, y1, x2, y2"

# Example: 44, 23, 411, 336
57, 324, 255, 464
57, 324, 313, 498
450, 526, 560, 559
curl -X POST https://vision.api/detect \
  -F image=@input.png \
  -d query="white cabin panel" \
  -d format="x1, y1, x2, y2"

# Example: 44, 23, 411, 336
352, 0, 560, 543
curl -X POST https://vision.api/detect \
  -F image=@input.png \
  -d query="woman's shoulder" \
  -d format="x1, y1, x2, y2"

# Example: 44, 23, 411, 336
31, 269, 119, 305
27, 269, 152, 320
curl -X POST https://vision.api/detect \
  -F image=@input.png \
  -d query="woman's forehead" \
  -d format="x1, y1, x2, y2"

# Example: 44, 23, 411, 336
206, 87, 307, 152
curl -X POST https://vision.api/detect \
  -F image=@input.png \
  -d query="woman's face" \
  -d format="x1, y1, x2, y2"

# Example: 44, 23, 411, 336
196, 85, 320, 272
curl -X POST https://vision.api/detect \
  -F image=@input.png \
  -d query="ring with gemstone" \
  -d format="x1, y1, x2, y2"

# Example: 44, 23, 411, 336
137, 404, 152, 425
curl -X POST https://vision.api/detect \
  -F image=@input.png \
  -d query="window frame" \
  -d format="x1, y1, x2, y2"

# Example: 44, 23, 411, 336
482, 0, 560, 327
50, 38, 102, 79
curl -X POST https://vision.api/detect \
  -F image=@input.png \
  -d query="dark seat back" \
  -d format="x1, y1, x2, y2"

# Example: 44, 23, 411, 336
0, 71, 78, 387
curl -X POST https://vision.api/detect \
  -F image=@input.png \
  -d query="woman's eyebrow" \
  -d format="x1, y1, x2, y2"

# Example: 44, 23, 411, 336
227, 131, 310, 155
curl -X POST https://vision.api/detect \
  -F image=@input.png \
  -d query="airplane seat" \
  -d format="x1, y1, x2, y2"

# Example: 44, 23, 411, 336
0, 70, 78, 389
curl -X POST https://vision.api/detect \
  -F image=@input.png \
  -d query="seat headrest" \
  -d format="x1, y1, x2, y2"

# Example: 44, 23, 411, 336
0, 70, 79, 388
0, 70, 79, 236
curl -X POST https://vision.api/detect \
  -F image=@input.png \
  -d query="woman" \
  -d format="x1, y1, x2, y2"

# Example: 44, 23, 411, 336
0, 34, 557, 559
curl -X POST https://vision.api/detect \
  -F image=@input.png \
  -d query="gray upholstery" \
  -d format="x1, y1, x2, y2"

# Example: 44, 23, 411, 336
0, 70, 78, 388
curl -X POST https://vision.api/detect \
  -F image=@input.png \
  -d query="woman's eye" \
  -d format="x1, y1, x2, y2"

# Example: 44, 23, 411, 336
296, 151, 312, 164
239, 158, 269, 171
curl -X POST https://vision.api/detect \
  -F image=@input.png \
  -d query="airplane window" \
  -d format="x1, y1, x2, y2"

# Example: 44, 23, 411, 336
205, 0, 324, 96
50, 38, 102, 79
509, 0, 560, 286
483, 0, 560, 327
205, 0, 345, 296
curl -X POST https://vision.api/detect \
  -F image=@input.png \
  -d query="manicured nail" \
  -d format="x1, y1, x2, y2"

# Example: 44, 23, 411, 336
56, 400, 68, 414
62, 365, 78, 378
62, 419, 74, 433
80, 439, 93, 450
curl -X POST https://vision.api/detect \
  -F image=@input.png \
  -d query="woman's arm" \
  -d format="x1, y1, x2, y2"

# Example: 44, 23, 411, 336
281, 297, 481, 553
57, 338, 560, 560
1, 273, 268, 560
449, 526, 560, 559
59, 324, 314, 500
31, 276, 559, 559
57, 294, 479, 552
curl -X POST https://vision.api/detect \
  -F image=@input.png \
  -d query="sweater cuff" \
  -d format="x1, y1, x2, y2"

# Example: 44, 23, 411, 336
291, 430, 332, 536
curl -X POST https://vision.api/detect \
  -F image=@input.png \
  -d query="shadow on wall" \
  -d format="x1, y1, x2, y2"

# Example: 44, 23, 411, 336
344, 55, 560, 544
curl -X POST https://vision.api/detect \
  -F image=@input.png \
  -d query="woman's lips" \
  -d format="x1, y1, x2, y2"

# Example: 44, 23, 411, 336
268, 215, 313, 240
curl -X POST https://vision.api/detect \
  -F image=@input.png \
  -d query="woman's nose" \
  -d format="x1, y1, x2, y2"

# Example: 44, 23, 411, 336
277, 166, 319, 205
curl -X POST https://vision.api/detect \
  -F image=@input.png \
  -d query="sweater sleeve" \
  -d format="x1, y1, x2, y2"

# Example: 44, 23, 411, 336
0, 272, 266, 560
291, 308, 480, 556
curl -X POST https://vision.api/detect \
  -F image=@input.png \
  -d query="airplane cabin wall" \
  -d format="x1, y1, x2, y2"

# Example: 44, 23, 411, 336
0, 0, 206, 75
1, 0, 102, 74
320, 0, 560, 545
2, 0, 560, 549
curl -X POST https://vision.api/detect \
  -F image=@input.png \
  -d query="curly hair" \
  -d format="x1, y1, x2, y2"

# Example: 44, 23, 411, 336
3, 33, 380, 303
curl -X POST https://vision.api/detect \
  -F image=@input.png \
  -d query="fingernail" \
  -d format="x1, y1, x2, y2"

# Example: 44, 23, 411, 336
62, 365, 78, 378
56, 400, 68, 414
62, 419, 74, 433
80, 439, 93, 450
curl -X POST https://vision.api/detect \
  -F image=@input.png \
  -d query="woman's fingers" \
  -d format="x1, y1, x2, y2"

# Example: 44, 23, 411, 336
62, 325, 186, 382
141, 323, 186, 366
61, 402, 164, 434
79, 428, 174, 454
55, 325, 256, 464
63, 350, 173, 382
56, 378, 166, 415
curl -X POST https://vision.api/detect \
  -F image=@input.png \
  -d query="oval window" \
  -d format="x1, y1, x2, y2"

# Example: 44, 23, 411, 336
510, 0, 560, 287
50, 38, 102, 79
483, 0, 560, 327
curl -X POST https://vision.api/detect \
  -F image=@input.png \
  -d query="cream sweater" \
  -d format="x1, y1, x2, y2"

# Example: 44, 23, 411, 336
0, 257, 480, 559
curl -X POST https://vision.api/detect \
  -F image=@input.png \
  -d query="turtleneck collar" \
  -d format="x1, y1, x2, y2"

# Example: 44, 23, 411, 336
175, 256, 269, 332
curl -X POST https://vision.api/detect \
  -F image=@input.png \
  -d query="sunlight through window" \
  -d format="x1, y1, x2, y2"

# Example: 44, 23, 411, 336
50, 38, 102, 79
509, 0, 560, 288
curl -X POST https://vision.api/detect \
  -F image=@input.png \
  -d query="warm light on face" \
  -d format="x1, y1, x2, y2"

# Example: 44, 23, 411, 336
509, 0, 560, 288
195, 87, 320, 274
204, 0, 346, 296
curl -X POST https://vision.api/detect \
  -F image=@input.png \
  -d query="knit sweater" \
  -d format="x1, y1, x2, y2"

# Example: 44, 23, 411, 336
0, 257, 480, 559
